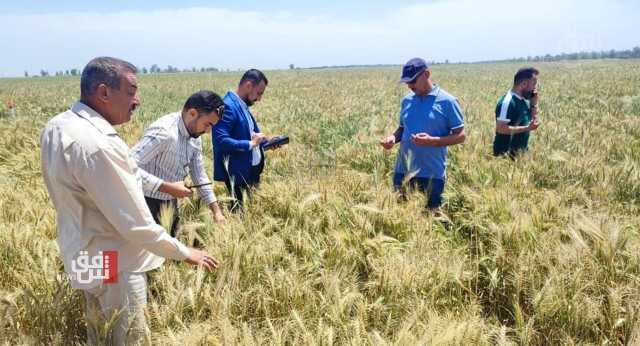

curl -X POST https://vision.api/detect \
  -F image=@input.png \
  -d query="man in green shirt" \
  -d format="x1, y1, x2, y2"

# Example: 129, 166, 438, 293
493, 67, 540, 157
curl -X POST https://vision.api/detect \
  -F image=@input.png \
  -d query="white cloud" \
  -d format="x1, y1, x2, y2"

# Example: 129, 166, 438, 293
0, 0, 638, 76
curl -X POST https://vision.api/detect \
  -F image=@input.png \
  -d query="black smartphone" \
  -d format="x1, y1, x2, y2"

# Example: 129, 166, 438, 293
262, 136, 289, 150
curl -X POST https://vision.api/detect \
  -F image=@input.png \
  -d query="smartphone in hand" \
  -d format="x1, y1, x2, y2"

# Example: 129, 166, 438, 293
263, 136, 289, 150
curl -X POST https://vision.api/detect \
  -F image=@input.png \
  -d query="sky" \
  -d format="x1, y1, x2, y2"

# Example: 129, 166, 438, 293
0, 0, 639, 77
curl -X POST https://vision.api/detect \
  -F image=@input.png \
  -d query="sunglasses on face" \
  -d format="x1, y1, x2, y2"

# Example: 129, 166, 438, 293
195, 104, 224, 119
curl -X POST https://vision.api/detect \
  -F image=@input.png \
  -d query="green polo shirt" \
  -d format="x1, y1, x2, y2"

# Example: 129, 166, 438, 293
493, 90, 532, 156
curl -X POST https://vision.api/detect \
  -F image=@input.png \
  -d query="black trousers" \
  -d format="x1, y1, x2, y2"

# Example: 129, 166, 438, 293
145, 197, 180, 237
224, 165, 261, 213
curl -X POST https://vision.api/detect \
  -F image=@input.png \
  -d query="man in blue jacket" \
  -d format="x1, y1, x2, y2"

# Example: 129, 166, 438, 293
213, 69, 274, 212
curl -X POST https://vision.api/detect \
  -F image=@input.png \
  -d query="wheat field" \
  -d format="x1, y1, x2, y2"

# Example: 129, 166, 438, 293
1, 60, 639, 345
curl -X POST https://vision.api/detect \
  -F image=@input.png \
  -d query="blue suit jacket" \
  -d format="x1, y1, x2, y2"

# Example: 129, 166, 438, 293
212, 91, 264, 184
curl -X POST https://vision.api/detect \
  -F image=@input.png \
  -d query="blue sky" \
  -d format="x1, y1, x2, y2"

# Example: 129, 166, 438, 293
0, 0, 422, 16
0, 0, 638, 77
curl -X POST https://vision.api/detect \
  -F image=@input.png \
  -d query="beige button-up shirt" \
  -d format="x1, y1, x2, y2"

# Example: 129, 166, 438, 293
41, 102, 191, 289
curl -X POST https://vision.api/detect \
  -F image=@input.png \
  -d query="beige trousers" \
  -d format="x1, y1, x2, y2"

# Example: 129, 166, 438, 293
83, 272, 150, 345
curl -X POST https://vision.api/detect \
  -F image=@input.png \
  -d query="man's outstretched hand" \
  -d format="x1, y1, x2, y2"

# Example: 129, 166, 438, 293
185, 248, 219, 270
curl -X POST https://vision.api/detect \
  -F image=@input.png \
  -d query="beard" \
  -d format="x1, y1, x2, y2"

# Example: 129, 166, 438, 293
523, 89, 537, 99
522, 86, 536, 99
241, 95, 255, 107
186, 120, 203, 138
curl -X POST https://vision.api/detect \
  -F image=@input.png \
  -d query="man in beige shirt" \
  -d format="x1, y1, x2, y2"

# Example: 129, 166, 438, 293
40, 56, 218, 345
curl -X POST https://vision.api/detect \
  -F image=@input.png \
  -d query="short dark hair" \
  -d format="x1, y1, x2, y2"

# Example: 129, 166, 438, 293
514, 67, 539, 85
239, 69, 268, 87
80, 57, 137, 99
183, 90, 223, 114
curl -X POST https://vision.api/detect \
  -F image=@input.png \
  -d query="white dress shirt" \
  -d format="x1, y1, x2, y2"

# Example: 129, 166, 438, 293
40, 102, 191, 289
130, 112, 217, 204
231, 91, 262, 166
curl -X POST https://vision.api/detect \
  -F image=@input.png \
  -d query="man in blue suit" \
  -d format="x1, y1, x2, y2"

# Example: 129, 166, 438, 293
213, 69, 274, 212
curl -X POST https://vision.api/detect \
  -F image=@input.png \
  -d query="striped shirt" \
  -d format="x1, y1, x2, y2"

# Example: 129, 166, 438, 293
131, 112, 217, 205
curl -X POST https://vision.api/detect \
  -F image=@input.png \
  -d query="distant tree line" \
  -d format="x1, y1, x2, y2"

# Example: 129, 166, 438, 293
141, 64, 221, 74
299, 46, 640, 69
298, 63, 398, 70
26, 65, 222, 78
23, 46, 640, 77
26, 69, 80, 77
476, 46, 640, 64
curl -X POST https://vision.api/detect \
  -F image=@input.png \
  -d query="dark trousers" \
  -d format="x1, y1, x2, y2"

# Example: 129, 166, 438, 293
393, 173, 445, 209
494, 147, 528, 160
224, 165, 261, 213
145, 197, 180, 237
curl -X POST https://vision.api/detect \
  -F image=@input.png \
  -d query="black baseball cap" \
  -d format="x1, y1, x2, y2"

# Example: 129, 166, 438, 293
400, 57, 428, 83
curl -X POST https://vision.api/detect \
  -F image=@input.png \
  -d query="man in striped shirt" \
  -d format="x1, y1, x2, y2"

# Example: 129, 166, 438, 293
132, 90, 226, 238
493, 67, 540, 157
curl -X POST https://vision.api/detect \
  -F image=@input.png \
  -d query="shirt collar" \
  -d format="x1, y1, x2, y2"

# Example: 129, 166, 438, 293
176, 112, 190, 138
71, 101, 118, 135
510, 90, 524, 100
230, 90, 248, 109
413, 85, 440, 98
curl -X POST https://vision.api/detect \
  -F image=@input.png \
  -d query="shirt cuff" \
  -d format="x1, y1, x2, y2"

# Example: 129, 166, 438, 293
137, 225, 192, 261
151, 177, 164, 194
199, 187, 217, 205
173, 238, 191, 259
161, 231, 191, 260
141, 171, 164, 194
